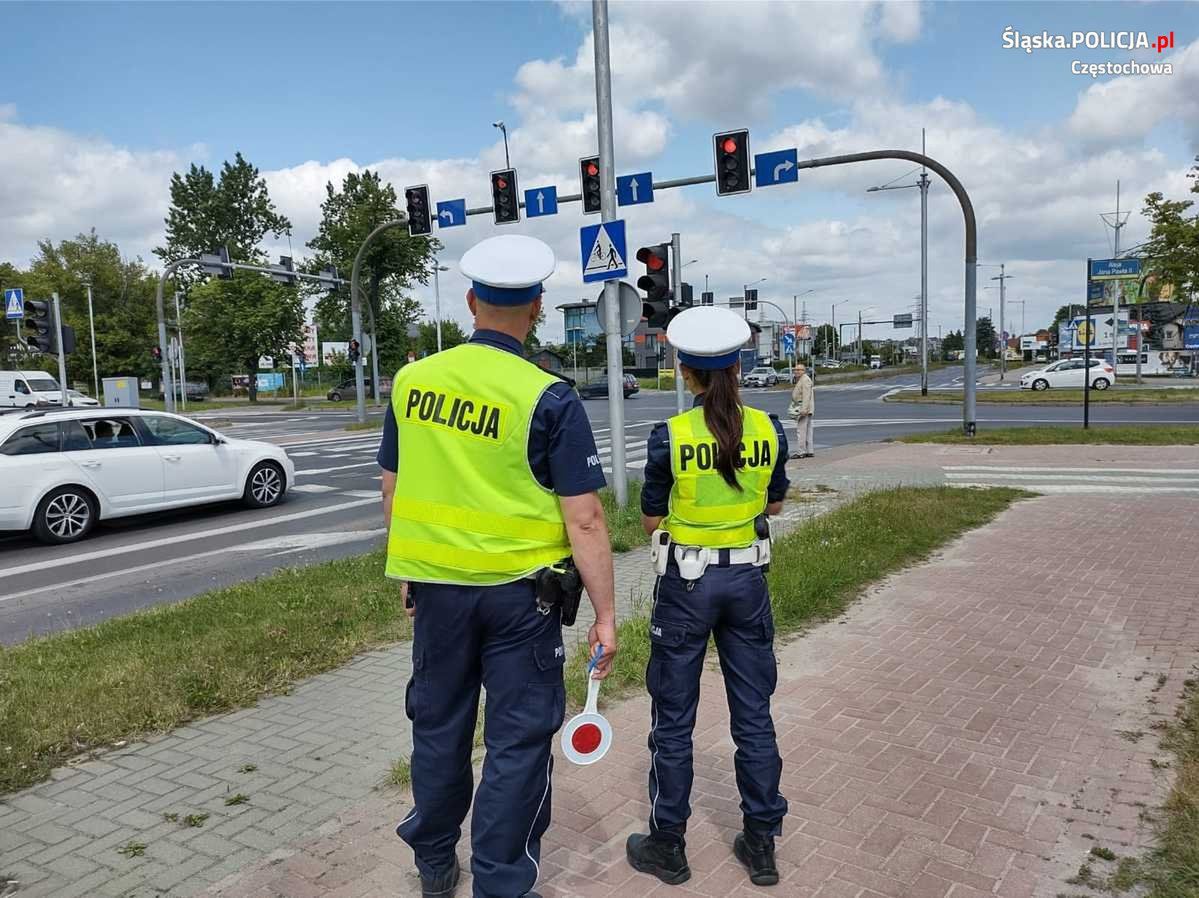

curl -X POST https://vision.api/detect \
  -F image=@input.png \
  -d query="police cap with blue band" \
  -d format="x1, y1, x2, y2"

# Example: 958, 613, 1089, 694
461, 234, 556, 306
667, 306, 752, 370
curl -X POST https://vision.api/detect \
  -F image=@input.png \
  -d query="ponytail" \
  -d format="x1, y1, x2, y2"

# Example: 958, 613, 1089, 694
681, 364, 744, 490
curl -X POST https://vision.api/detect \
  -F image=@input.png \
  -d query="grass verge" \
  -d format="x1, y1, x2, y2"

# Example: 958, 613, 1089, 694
601, 480, 647, 553
0, 549, 408, 794
565, 485, 1026, 709
896, 425, 1199, 446
886, 387, 1199, 404
345, 419, 383, 432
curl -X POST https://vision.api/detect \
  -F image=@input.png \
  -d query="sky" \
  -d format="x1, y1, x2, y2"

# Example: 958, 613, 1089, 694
2, 0, 1198, 345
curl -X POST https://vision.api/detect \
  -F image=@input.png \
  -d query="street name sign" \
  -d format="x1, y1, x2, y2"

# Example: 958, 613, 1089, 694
1090, 258, 1141, 280
525, 186, 558, 217
616, 172, 654, 207
753, 149, 798, 187
580, 219, 628, 284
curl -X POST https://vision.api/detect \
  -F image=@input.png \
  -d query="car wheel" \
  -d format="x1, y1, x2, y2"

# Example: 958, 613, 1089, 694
1032, 379, 1049, 391
33, 486, 97, 545
328, 391, 341, 402
769, 376, 778, 386
243, 461, 286, 509
1093, 378, 1110, 391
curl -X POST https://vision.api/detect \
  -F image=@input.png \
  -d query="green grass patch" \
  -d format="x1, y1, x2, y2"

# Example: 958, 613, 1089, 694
887, 387, 1199, 404
897, 425, 1199, 446
638, 375, 676, 391
565, 486, 1026, 710
0, 549, 409, 794
600, 481, 647, 553
387, 756, 412, 787
345, 419, 383, 432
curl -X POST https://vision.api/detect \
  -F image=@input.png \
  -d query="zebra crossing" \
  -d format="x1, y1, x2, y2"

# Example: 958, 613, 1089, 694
942, 465, 1199, 494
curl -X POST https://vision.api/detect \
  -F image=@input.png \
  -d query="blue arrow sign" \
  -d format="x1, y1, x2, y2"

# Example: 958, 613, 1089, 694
754, 149, 798, 187
580, 219, 627, 284
616, 172, 653, 206
4, 288, 23, 320
525, 186, 558, 217
1089, 257, 1141, 279
436, 199, 467, 228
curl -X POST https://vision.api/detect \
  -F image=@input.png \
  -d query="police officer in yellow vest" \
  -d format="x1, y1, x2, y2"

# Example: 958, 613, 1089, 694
626, 306, 789, 888
379, 234, 618, 898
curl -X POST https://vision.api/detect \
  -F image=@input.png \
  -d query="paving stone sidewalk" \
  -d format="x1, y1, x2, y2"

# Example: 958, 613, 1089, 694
200, 494, 1199, 898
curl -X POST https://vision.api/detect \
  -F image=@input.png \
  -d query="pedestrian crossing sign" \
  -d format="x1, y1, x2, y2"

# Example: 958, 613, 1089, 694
580, 219, 627, 284
4, 288, 23, 320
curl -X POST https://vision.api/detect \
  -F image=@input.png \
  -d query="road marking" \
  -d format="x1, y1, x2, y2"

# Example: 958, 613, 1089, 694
944, 472, 1199, 484
289, 451, 318, 457
295, 461, 379, 476
291, 483, 339, 493
944, 465, 1199, 475
0, 527, 386, 604
947, 482, 1199, 494
0, 498, 377, 581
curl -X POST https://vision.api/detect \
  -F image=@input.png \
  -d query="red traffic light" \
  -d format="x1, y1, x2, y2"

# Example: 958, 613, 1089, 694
722, 137, 738, 154
585, 161, 598, 177
495, 177, 507, 190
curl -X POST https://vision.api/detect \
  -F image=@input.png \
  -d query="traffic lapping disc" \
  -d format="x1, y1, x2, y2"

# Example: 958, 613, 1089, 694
561, 675, 612, 766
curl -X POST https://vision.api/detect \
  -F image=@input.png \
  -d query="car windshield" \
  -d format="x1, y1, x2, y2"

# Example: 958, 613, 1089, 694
26, 378, 60, 392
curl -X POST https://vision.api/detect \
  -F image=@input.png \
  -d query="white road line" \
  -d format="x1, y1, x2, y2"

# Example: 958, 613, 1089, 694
295, 461, 379, 476
0, 528, 386, 604
291, 484, 339, 493
947, 482, 1199, 494
289, 451, 318, 457
0, 498, 376, 581
944, 465, 1199, 475
945, 472, 1199, 484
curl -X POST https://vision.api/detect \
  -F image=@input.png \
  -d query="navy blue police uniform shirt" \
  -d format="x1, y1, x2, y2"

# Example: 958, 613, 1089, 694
641, 395, 790, 517
377, 330, 607, 497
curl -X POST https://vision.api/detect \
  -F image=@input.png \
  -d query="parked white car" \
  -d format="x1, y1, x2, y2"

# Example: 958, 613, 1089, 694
0, 370, 63, 408
741, 367, 779, 387
0, 408, 295, 544
1020, 358, 1115, 391
65, 389, 100, 407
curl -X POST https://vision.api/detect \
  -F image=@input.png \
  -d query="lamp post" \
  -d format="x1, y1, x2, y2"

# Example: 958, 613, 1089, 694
831, 299, 850, 360
81, 274, 99, 399
492, 121, 510, 169
432, 262, 450, 352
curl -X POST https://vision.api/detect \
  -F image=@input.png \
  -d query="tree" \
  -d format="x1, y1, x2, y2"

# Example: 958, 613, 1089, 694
183, 273, 304, 400
1141, 156, 1199, 302
524, 309, 546, 351
306, 169, 440, 359
812, 323, 836, 357
157, 153, 296, 400
976, 317, 997, 358
416, 320, 468, 358
942, 329, 965, 358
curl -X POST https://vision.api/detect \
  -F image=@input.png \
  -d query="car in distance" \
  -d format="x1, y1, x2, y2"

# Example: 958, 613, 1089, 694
0, 408, 295, 544
0, 370, 64, 408
578, 373, 638, 399
326, 376, 392, 401
1020, 358, 1115, 391
741, 367, 779, 388
65, 389, 100, 407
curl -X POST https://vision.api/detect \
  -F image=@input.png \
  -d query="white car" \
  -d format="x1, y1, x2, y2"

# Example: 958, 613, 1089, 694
65, 389, 100, 407
1020, 358, 1115, 391
741, 367, 779, 387
0, 407, 295, 544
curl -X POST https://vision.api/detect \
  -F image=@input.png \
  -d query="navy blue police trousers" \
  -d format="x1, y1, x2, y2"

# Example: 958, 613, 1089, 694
646, 560, 788, 843
396, 580, 565, 898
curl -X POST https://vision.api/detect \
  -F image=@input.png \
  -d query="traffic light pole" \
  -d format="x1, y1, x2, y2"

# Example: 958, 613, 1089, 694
593, 0, 628, 504
351, 218, 406, 424
52, 293, 70, 407
670, 232, 685, 415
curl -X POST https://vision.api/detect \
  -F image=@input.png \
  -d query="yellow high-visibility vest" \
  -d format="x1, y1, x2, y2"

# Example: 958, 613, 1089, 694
385, 343, 571, 585
664, 404, 776, 548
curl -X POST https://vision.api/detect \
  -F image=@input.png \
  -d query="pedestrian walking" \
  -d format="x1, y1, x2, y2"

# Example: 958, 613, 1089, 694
378, 234, 618, 898
788, 362, 814, 458
626, 305, 790, 888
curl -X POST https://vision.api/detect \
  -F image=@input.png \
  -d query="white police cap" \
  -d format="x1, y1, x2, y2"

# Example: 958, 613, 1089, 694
460, 234, 556, 306
666, 306, 751, 370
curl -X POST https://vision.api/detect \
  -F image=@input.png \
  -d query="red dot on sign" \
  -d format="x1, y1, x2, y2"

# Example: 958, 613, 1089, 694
722, 138, 738, 154
571, 723, 602, 754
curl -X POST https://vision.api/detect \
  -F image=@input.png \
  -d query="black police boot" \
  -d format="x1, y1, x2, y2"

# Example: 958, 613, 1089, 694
419, 856, 460, 897
626, 832, 691, 885
734, 830, 779, 886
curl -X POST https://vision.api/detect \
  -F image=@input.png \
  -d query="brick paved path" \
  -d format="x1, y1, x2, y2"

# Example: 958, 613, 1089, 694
197, 494, 1199, 898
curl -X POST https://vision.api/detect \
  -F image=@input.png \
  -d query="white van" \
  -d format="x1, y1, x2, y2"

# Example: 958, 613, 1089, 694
0, 370, 64, 408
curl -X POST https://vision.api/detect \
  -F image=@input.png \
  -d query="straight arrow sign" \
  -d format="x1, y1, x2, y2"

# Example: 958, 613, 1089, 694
617, 172, 654, 206
525, 185, 558, 217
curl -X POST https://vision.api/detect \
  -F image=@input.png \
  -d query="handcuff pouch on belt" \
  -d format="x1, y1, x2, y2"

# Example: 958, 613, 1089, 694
534, 558, 583, 626
650, 515, 773, 584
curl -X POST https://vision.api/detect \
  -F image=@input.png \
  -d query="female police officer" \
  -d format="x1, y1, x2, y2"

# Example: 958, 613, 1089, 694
626, 305, 789, 888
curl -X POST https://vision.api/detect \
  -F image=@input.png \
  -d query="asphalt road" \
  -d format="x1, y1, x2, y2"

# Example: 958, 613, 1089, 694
1, 366, 1195, 644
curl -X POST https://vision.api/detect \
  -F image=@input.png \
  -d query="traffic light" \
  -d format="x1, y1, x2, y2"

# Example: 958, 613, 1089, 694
713, 129, 751, 196
744, 288, 758, 310
24, 300, 58, 355
348, 339, 361, 364
152, 345, 162, 363
580, 156, 601, 214
199, 246, 233, 279
490, 169, 520, 225
270, 255, 298, 286
405, 185, 432, 236
681, 283, 694, 307
636, 244, 673, 328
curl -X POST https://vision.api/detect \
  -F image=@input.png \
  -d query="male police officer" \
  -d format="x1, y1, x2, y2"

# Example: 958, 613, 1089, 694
378, 234, 618, 898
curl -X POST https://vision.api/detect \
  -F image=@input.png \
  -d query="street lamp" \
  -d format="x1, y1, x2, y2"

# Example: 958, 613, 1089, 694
80, 274, 99, 399
432, 262, 450, 353
830, 298, 850, 359
492, 121, 510, 169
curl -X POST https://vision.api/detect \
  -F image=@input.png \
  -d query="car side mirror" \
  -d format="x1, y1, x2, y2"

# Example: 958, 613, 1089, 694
210, 434, 226, 445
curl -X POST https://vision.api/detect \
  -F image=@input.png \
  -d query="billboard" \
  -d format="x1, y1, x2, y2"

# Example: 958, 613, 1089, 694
1066, 311, 1134, 351
1184, 325, 1199, 351
301, 323, 319, 364
322, 341, 348, 365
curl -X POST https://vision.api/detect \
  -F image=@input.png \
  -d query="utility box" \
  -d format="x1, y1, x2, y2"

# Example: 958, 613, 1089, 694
103, 376, 140, 408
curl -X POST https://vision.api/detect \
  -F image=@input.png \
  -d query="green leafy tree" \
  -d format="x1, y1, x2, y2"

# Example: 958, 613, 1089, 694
1141, 156, 1199, 302
416, 320, 468, 357
157, 153, 296, 400
976, 317, 997, 358
306, 170, 439, 360
524, 309, 546, 351
942, 329, 965, 358
812, 323, 836, 357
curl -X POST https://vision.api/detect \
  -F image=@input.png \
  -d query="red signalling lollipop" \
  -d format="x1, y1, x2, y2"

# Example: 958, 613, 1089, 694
561, 646, 613, 766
